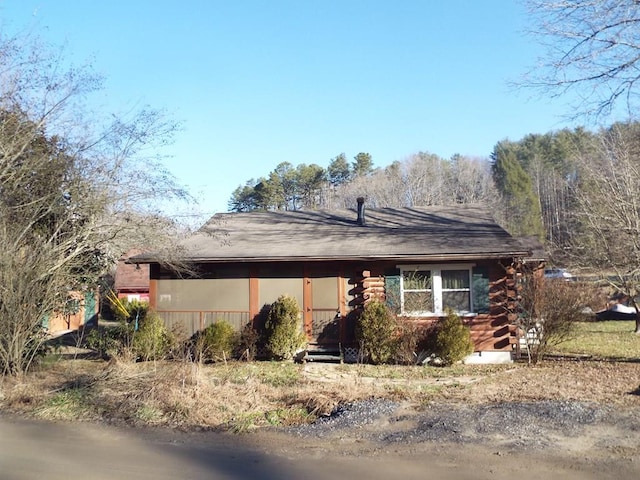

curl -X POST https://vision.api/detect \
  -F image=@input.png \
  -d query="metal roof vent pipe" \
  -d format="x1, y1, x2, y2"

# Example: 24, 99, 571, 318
356, 197, 366, 226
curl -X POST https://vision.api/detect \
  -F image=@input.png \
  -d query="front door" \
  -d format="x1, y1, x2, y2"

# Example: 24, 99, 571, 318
304, 275, 343, 345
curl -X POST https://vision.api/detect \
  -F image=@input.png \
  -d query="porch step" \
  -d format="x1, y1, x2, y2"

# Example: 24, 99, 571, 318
303, 343, 343, 363
304, 353, 343, 362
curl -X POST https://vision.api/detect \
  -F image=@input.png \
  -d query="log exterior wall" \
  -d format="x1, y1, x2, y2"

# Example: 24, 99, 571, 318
150, 258, 525, 353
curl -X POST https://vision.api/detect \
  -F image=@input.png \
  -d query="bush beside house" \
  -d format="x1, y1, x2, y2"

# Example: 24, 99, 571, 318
356, 300, 399, 364
434, 310, 474, 365
87, 294, 173, 361
196, 321, 239, 362
264, 295, 307, 360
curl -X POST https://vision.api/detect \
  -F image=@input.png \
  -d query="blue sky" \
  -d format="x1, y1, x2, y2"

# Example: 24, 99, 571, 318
0, 1, 579, 220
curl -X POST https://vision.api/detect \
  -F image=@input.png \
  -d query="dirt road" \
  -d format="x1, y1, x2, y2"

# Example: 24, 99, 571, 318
1, 413, 637, 480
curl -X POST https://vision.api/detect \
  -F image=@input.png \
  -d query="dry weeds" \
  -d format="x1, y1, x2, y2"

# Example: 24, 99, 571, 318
0, 356, 639, 432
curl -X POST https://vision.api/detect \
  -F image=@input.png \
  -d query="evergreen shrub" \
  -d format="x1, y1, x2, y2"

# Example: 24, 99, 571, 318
199, 320, 239, 362
86, 311, 171, 362
132, 312, 172, 361
434, 310, 474, 365
356, 299, 398, 364
264, 295, 306, 360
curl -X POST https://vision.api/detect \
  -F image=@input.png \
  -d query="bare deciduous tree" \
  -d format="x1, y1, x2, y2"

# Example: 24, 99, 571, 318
525, 0, 640, 119
0, 32, 191, 374
326, 153, 496, 210
569, 122, 640, 333
516, 276, 597, 363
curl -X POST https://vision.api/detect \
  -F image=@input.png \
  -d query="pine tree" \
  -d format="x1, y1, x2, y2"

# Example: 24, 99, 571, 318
492, 145, 544, 238
328, 153, 351, 186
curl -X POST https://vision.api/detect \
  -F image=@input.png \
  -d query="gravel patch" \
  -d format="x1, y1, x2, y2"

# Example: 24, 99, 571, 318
383, 401, 605, 448
286, 398, 400, 437
287, 398, 640, 451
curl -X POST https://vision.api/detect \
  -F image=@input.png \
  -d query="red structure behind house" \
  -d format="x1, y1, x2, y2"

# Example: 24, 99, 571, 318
114, 249, 150, 302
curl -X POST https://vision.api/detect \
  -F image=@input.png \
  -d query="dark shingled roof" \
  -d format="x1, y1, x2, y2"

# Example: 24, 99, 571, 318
136, 204, 531, 264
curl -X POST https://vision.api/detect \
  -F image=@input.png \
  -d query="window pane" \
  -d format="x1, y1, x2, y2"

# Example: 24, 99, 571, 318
403, 270, 431, 290
472, 266, 490, 314
385, 274, 401, 314
443, 291, 470, 312
442, 270, 469, 290
404, 291, 433, 313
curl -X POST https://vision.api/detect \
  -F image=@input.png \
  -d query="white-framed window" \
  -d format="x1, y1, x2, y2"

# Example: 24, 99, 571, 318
399, 264, 473, 315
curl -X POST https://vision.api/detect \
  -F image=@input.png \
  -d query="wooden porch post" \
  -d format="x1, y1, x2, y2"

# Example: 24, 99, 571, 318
149, 279, 157, 311
338, 269, 346, 344
249, 267, 259, 325
303, 267, 313, 338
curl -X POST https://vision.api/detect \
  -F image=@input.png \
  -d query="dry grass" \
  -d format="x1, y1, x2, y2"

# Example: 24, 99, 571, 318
0, 358, 377, 431
2, 324, 640, 432
443, 360, 640, 407
0, 357, 486, 430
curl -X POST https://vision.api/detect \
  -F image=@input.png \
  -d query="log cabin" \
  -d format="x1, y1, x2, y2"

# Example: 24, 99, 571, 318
132, 200, 539, 363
